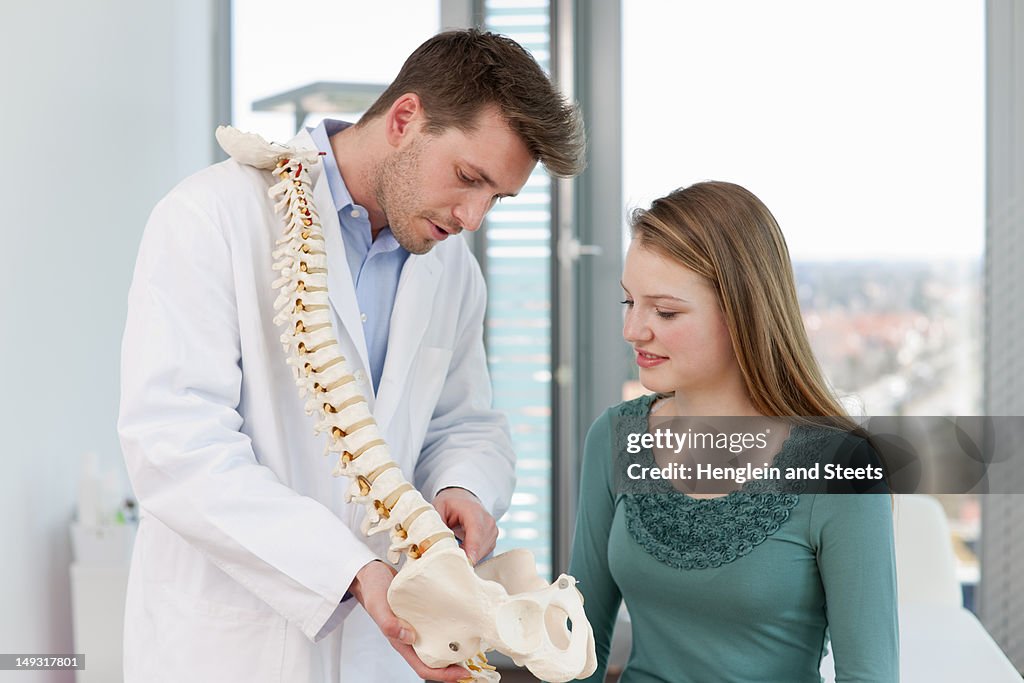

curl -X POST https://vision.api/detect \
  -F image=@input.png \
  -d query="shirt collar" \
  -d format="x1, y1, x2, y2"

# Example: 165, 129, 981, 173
308, 119, 405, 257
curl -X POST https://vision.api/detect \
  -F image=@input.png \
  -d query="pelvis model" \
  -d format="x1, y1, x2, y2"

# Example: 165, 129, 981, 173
217, 126, 597, 683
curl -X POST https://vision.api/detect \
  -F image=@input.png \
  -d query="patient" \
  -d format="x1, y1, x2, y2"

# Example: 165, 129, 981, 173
570, 181, 898, 682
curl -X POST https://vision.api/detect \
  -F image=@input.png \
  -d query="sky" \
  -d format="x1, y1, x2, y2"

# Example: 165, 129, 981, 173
234, 0, 985, 262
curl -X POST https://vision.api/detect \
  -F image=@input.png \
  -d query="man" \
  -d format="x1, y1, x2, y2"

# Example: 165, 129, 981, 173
118, 29, 584, 683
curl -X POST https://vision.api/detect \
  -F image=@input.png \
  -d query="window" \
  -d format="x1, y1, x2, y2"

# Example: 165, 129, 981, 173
232, 1, 439, 139
481, 0, 556, 579
623, 0, 984, 606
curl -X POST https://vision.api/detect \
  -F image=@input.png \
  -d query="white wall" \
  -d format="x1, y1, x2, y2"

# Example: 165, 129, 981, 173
0, 2, 217, 679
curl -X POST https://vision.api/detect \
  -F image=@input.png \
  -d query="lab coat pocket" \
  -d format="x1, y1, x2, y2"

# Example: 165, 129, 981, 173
147, 583, 288, 683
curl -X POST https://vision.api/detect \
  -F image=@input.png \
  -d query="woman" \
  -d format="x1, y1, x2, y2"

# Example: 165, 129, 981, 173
569, 182, 898, 682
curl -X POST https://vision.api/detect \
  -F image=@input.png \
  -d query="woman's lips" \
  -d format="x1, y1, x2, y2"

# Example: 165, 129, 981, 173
635, 350, 668, 368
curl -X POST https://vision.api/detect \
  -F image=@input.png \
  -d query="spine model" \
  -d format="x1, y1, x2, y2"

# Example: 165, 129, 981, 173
267, 155, 461, 564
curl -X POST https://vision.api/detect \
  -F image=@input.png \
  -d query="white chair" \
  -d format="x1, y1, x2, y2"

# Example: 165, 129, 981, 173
821, 494, 1021, 682
893, 494, 963, 608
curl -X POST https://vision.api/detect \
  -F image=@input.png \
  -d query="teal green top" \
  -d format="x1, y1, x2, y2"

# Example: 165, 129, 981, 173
569, 395, 899, 683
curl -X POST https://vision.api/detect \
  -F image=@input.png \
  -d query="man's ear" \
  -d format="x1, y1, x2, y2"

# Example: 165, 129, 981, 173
383, 93, 423, 147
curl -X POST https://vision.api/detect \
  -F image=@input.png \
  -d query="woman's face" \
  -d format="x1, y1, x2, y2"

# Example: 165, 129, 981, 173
621, 241, 741, 398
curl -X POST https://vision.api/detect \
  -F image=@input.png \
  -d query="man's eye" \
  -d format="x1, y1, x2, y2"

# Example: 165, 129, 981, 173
458, 170, 476, 185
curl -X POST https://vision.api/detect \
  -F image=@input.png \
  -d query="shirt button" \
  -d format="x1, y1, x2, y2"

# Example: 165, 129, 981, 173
354, 370, 365, 382
360, 313, 368, 323
350, 209, 361, 218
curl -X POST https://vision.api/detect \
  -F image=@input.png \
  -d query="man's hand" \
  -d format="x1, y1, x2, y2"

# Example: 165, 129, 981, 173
432, 487, 498, 565
350, 560, 471, 682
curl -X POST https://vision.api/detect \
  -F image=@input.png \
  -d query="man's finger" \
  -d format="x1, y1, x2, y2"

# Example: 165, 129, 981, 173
463, 531, 497, 565
462, 514, 498, 565
459, 514, 483, 564
396, 618, 417, 645
461, 526, 485, 565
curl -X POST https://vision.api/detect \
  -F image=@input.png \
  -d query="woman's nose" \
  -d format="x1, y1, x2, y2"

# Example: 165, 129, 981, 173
623, 309, 652, 343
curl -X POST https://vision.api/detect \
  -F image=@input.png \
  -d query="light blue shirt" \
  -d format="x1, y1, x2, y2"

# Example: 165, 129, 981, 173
309, 119, 409, 394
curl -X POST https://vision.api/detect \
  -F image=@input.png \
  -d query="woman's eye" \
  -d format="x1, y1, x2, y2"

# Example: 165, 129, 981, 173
620, 299, 634, 307
656, 310, 678, 319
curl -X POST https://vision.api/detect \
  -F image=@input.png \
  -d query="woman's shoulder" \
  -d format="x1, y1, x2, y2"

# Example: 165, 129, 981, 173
775, 422, 889, 495
583, 394, 658, 465
784, 423, 879, 462
609, 393, 659, 419
586, 393, 658, 438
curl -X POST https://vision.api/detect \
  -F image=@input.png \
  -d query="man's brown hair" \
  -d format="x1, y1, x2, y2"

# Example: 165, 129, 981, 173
360, 29, 585, 178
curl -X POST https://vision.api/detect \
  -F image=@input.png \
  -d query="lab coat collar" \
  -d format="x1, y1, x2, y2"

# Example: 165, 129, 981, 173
375, 252, 442, 431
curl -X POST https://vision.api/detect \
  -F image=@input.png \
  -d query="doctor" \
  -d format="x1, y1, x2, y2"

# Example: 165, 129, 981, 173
118, 29, 584, 683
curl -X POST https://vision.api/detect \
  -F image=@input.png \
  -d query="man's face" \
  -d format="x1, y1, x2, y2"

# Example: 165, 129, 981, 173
374, 106, 537, 255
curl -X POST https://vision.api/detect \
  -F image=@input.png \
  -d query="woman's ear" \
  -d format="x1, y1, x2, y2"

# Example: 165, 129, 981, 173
383, 93, 423, 147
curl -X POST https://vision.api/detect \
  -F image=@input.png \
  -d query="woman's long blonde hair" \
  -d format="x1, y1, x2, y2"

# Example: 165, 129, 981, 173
630, 181, 856, 429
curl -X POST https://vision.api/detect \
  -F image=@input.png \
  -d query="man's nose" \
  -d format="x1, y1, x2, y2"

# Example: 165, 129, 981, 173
454, 195, 492, 233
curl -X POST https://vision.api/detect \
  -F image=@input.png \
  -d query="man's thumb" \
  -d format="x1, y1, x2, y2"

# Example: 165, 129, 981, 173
386, 618, 417, 645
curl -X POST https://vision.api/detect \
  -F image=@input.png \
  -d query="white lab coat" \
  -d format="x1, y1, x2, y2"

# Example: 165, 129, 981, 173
118, 130, 515, 682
